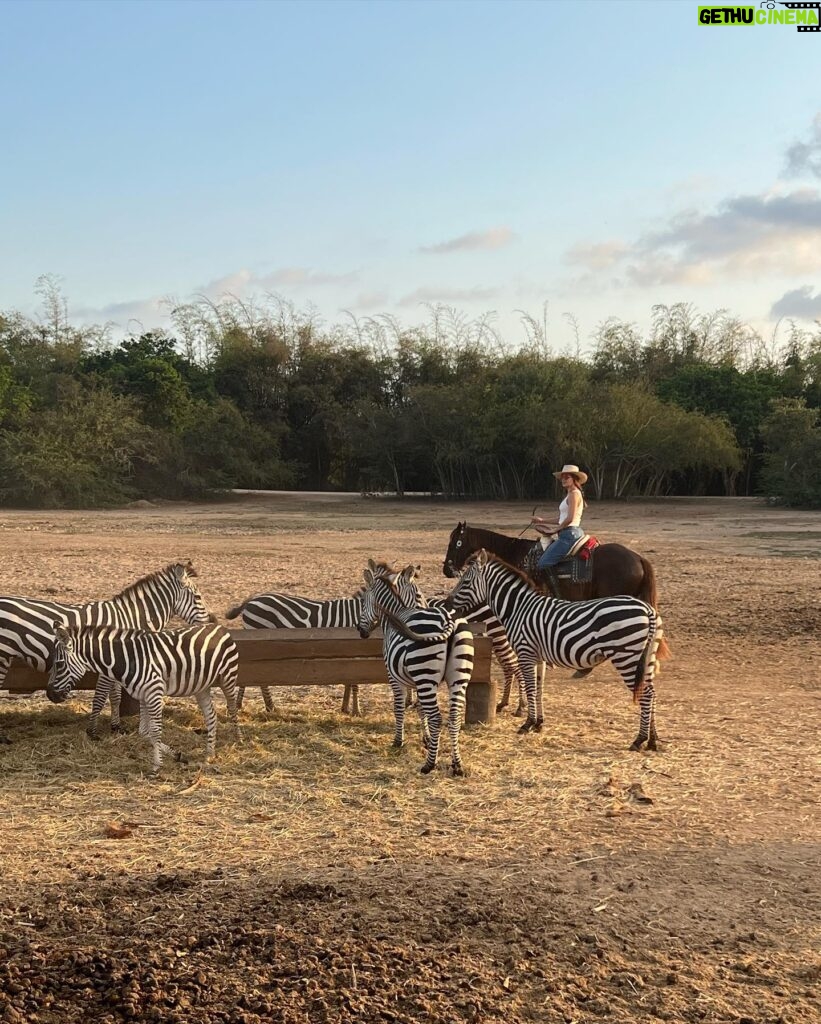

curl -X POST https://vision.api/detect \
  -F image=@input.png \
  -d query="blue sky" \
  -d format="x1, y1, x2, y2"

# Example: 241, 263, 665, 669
2, 0, 821, 351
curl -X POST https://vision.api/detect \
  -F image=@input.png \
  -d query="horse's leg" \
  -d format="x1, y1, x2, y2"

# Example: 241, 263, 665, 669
516, 658, 540, 734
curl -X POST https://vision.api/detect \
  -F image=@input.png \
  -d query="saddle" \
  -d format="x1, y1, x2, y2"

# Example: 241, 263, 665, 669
524, 534, 600, 584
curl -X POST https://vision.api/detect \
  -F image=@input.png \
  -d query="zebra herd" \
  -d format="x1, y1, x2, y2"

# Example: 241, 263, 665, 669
0, 548, 666, 775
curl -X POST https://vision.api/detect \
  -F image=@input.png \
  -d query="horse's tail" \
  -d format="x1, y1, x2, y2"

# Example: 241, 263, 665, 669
636, 556, 670, 660
632, 606, 662, 704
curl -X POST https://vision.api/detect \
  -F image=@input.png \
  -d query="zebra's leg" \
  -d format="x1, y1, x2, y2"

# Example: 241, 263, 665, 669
516, 658, 541, 734
414, 689, 431, 749
109, 681, 126, 734
236, 685, 245, 712
388, 678, 407, 749
260, 686, 274, 713
138, 701, 151, 737
219, 678, 243, 743
87, 677, 113, 740
446, 679, 469, 777
350, 684, 362, 717
0, 656, 13, 743
195, 690, 218, 761
416, 682, 441, 774
143, 688, 181, 775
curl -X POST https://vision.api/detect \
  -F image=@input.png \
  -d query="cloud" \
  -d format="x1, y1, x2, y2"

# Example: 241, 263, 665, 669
566, 188, 821, 286
419, 226, 515, 255
347, 291, 390, 309
784, 113, 821, 180
770, 286, 821, 321
398, 285, 501, 307
70, 295, 170, 329
201, 266, 358, 298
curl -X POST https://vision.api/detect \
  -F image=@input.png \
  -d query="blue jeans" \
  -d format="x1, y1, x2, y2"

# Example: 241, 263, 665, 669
538, 526, 584, 568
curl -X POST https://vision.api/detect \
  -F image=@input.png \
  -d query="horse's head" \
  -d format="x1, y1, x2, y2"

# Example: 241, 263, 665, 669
442, 521, 471, 578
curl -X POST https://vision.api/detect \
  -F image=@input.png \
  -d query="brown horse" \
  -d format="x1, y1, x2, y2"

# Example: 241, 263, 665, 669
443, 521, 661, 607
443, 522, 669, 709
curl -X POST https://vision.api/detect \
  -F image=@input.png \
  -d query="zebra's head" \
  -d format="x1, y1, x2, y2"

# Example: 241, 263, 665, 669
442, 521, 468, 578
170, 561, 215, 625
356, 560, 419, 638
46, 624, 88, 704
443, 549, 489, 611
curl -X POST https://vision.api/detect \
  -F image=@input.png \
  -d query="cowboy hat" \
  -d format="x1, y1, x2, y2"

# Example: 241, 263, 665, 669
553, 464, 588, 485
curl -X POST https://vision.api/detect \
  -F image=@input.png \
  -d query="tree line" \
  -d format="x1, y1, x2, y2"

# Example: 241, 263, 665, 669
1, 283, 819, 508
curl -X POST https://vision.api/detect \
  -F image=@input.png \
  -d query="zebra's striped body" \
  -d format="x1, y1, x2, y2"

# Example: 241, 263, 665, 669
358, 563, 474, 775
227, 584, 520, 719
47, 623, 239, 774
0, 562, 213, 740
445, 552, 663, 750
226, 592, 367, 715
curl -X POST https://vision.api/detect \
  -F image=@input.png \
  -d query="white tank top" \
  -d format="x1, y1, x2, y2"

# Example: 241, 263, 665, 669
559, 490, 583, 528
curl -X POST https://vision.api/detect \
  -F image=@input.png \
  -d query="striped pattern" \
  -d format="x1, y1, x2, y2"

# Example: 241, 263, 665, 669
47, 623, 239, 774
446, 552, 663, 750
228, 574, 521, 720
226, 590, 368, 715
358, 564, 474, 776
0, 562, 213, 738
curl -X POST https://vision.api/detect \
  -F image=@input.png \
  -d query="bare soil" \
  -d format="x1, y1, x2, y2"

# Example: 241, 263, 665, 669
0, 494, 819, 1024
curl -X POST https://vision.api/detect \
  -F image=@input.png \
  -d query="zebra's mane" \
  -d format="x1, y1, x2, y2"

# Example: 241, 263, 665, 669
483, 553, 542, 594
111, 562, 191, 601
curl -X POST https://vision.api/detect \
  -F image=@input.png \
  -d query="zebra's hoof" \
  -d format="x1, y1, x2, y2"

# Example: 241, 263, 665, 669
534, 719, 544, 732
572, 668, 594, 679
86, 730, 102, 742
495, 702, 508, 714
0, 734, 11, 745
420, 763, 436, 775
629, 735, 646, 751
392, 739, 404, 749
451, 763, 465, 777
513, 706, 527, 718
517, 720, 534, 735
174, 751, 189, 764
110, 724, 128, 735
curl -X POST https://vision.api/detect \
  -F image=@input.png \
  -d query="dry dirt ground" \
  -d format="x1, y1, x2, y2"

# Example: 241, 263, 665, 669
0, 494, 818, 1024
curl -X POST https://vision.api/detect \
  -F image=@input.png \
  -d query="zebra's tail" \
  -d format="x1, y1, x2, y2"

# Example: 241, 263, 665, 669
637, 557, 671, 661
224, 600, 248, 620
378, 604, 455, 644
632, 608, 662, 704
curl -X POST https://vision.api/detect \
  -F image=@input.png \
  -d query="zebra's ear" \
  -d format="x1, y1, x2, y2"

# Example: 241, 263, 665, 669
476, 548, 489, 567
363, 568, 374, 586
184, 559, 199, 578
54, 623, 71, 644
367, 558, 377, 573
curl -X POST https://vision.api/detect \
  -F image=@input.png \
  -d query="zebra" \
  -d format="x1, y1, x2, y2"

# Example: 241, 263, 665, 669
225, 584, 379, 716
0, 561, 214, 742
46, 622, 240, 775
227, 570, 523, 720
444, 550, 666, 751
357, 559, 474, 776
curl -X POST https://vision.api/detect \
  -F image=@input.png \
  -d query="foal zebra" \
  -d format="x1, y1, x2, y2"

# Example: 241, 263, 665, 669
47, 623, 240, 775
445, 551, 665, 750
357, 560, 474, 776
0, 562, 213, 741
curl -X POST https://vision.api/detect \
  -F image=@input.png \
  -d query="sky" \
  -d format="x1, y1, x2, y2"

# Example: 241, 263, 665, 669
2, 0, 821, 353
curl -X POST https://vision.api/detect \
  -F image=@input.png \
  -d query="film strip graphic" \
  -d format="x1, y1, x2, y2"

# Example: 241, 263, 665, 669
780, 2, 821, 31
